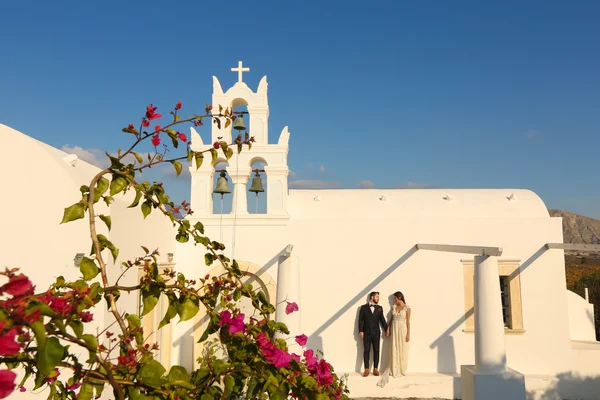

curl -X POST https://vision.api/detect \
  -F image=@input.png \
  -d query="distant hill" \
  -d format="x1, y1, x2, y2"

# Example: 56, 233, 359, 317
548, 209, 600, 245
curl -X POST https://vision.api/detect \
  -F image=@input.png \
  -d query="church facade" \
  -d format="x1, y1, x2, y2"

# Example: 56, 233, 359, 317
2, 63, 599, 399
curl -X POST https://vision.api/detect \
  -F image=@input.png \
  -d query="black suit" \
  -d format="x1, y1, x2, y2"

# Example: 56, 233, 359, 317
358, 303, 388, 369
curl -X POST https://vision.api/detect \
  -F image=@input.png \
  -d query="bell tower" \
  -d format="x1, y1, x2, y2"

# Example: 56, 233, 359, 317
188, 61, 290, 218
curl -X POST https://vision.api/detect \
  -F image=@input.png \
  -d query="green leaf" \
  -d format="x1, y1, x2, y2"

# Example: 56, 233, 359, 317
96, 177, 109, 196
224, 375, 235, 396
109, 175, 128, 196
106, 242, 119, 263
158, 297, 178, 329
138, 359, 166, 388
125, 314, 141, 329
198, 323, 217, 343
68, 320, 84, 339
193, 221, 205, 234
177, 296, 199, 322
141, 284, 161, 316
195, 152, 204, 169
219, 141, 229, 154
78, 383, 94, 400
166, 366, 192, 388
172, 161, 183, 177
60, 202, 86, 224
209, 148, 218, 165
141, 201, 152, 219
37, 337, 65, 376
98, 214, 111, 231
31, 321, 46, 347
246, 376, 260, 399
226, 147, 233, 160
128, 189, 143, 208
81, 334, 98, 364
133, 152, 143, 163
237, 143, 243, 154
80, 257, 99, 281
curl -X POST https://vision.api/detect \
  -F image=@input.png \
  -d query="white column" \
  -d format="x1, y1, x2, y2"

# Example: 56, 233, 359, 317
275, 255, 300, 349
189, 168, 214, 216
247, 105, 269, 144
474, 255, 507, 373
263, 166, 289, 216
227, 167, 250, 215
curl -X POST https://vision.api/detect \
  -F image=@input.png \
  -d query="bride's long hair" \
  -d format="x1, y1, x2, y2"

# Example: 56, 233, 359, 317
393, 291, 406, 305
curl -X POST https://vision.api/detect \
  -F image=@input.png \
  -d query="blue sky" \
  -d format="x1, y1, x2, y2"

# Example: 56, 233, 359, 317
1, 1, 599, 218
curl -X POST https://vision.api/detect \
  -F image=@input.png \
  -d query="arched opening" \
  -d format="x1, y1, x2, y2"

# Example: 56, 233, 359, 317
230, 98, 249, 143
192, 261, 276, 363
247, 157, 268, 214
212, 159, 232, 214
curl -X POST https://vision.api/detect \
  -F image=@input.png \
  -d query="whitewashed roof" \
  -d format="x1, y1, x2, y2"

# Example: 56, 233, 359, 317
288, 189, 550, 219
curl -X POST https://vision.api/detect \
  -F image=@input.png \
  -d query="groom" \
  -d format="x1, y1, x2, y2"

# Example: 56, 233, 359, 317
358, 291, 388, 377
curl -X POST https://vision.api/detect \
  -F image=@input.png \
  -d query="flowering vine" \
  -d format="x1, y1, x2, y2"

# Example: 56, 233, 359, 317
0, 102, 349, 399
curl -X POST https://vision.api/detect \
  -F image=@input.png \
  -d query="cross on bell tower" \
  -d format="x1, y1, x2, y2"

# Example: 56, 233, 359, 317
231, 61, 249, 83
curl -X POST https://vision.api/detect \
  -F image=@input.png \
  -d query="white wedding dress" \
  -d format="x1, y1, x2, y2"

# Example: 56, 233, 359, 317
377, 305, 410, 387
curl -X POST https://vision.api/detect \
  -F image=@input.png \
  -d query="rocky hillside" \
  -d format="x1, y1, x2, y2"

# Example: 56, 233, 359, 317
548, 209, 600, 245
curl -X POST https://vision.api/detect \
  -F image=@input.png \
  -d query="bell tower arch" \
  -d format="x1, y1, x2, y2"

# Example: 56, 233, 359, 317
189, 61, 290, 218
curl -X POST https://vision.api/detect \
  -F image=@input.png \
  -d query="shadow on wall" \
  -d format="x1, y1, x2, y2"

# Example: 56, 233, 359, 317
299, 246, 418, 372
429, 308, 473, 374
527, 372, 600, 400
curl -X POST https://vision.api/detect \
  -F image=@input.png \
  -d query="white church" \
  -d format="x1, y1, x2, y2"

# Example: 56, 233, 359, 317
2, 63, 600, 399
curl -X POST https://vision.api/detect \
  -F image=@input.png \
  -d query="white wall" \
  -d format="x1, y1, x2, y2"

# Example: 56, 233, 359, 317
0, 124, 109, 398
176, 188, 585, 377
567, 290, 596, 342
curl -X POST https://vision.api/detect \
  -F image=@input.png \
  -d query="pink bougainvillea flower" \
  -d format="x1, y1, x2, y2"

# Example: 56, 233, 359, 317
177, 132, 187, 142
67, 382, 81, 391
175, 101, 182, 110
218, 310, 231, 327
303, 349, 318, 373
272, 349, 292, 368
154, 125, 161, 132
295, 334, 308, 346
317, 359, 334, 385
49, 296, 72, 316
213, 141, 220, 149
24, 309, 40, 325
19, 387, 25, 392
0, 329, 20, 356
80, 311, 93, 323
0, 274, 33, 296
285, 301, 299, 315
256, 332, 269, 347
0, 370, 16, 399
291, 353, 301, 363
228, 313, 246, 334
151, 135, 161, 147
145, 104, 162, 121
141, 119, 150, 128
193, 119, 203, 127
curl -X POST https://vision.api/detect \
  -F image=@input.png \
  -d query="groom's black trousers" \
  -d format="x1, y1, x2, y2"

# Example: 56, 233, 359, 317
363, 333, 381, 369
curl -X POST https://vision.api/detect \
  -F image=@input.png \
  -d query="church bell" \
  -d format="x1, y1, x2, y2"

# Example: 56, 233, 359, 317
213, 171, 231, 195
249, 172, 264, 194
233, 115, 246, 131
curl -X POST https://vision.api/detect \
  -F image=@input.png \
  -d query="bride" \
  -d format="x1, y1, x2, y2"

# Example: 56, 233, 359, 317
378, 291, 411, 385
